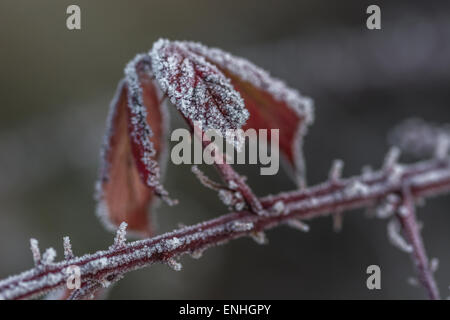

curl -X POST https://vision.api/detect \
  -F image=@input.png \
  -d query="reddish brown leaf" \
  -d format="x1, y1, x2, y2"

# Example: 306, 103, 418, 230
185, 42, 314, 186
150, 39, 249, 147
96, 55, 171, 236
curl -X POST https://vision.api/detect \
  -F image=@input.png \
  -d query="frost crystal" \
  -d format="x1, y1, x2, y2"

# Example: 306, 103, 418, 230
63, 236, 74, 260
387, 219, 413, 253
30, 238, 41, 266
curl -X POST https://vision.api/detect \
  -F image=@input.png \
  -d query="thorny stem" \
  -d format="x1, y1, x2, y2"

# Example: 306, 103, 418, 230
0, 157, 449, 300
397, 187, 440, 300
190, 121, 265, 215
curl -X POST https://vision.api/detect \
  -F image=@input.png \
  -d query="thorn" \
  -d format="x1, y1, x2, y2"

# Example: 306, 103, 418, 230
63, 236, 74, 260
30, 238, 41, 266
286, 219, 310, 232
383, 146, 401, 171
407, 277, 419, 287
191, 165, 222, 190
387, 218, 413, 253
269, 200, 286, 216
42, 248, 56, 265
251, 231, 268, 245
113, 222, 128, 248
167, 258, 182, 271
190, 249, 204, 259
332, 211, 343, 232
435, 134, 449, 160
430, 258, 439, 273
329, 159, 344, 183
362, 165, 373, 178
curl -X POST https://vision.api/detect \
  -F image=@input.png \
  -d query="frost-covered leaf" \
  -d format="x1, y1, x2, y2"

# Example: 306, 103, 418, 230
96, 55, 171, 236
185, 41, 314, 186
150, 39, 249, 144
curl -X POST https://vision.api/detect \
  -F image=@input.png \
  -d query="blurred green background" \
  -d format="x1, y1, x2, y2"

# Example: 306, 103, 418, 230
1, 0, 450, 299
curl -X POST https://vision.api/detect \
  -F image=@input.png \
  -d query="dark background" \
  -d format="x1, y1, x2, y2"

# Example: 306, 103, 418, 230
1, 0, 450, 299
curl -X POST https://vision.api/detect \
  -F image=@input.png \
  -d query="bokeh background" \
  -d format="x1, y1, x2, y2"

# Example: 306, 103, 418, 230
1, 0, 450, 299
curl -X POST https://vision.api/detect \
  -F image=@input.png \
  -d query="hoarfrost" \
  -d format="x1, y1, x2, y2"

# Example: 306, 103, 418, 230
113, 222, 128, 248
63, 236, 74, 260
329, 159, 344, 182
42, 248, 56, 265
30, 239, 41, 266
387, 219, 413, 253
150, 39, 249, 148
383, 146, 401, 171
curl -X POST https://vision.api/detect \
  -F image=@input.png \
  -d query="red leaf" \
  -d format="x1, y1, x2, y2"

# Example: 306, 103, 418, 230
96, 55, 172, 236
185, 42, 314, 186
150, 39, 249, 145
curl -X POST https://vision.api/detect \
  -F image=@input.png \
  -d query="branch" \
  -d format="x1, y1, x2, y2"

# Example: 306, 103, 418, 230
0, 156, 449, 300
396, 187, 440, 299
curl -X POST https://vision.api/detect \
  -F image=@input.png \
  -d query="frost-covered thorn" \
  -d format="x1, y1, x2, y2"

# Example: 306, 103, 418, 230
191, 165, 222, 191
430, 258, 439, 273
362, 165, 373, 178
113, 222, 128, 248
190, 249, 204, 259
30, 238, 41, 266
286, 219, 310, 232
42, 248, 57, 265
387, 218, 413, 253
329, 159, 344, 183
383, 146, 401, 171
166, 258, 182, 271
63, 236, 74, 260
407, 277, 419, 287
332, 211, 343, 232
435, 134, 449, 160
251, 231, 268, 245
270, 200, 286, 216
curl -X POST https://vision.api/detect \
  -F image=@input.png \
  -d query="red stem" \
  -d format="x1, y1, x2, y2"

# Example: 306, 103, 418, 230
397, 187, 440, 299
0, 157, 449, 300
